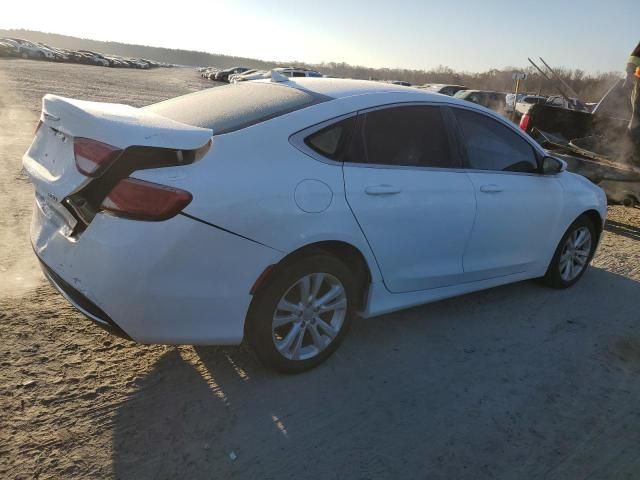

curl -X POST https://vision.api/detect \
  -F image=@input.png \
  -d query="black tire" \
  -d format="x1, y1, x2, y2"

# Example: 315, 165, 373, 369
542, 215, 597, 289
246, 252, 357, 373
622, 196, 637, 208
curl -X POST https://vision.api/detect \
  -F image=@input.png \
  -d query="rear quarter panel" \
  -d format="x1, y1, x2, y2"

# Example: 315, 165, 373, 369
131, 94, 431, 284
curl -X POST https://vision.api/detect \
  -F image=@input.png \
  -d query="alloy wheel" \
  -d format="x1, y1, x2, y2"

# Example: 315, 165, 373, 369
559, 226, 592, 282
272, 273, 347, 361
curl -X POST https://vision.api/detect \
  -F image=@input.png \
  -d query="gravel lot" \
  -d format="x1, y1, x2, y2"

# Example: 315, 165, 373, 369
1, 59, 640, 480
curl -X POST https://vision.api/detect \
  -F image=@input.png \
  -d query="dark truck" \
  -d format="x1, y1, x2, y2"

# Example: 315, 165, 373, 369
519, 80, 640, 207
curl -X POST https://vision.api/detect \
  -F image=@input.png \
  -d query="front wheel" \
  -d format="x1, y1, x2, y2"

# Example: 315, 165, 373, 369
542, 216, 597, 289
246, 253, 357, 373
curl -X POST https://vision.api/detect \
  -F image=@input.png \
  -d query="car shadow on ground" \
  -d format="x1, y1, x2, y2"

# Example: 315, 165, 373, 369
605, 219, 640, 241
111, 267, 640, 480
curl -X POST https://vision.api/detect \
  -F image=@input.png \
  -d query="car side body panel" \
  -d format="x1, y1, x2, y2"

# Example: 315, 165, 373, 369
32, 203, 281, 344
27, 82, 608, 347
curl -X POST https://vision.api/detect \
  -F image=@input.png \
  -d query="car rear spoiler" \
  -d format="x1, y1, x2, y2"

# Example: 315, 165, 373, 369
41, 94, 213, 150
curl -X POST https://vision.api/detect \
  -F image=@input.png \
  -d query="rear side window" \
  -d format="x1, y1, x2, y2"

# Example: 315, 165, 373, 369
304, 117, 355, 161
359, 105, 453, 168
453, 109, 539, 173
145, 82, 325, 134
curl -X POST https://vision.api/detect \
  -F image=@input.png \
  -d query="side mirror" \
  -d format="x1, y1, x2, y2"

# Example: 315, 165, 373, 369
542, 156, 567, 175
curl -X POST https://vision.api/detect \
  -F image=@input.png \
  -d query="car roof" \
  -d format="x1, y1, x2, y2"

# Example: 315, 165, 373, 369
256, 77, 434, 100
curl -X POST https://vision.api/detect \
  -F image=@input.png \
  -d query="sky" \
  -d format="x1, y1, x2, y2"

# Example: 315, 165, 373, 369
2, 0, 637, 73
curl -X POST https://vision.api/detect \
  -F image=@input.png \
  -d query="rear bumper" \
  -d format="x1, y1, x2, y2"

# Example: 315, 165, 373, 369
31, 200, 282, 345
39, 259, 132, 340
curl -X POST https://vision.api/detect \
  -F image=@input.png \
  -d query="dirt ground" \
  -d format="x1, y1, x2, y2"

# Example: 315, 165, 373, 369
1, 60, 640, 480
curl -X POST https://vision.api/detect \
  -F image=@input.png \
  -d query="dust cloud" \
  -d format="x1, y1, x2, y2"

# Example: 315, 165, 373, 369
0, 69, 43, 297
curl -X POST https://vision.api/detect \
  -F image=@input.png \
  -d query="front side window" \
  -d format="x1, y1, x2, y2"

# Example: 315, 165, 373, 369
292, 71, 306, 77
359, 105, 454, 168
453, 109, 539, 173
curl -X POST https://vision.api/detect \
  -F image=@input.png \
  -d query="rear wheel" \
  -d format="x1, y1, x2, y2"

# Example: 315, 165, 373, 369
542, 216, 597, 289
246, 253, 356, 373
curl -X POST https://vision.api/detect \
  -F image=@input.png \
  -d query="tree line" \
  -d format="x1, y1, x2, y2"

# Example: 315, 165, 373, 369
311, 63, 621, 102
2, 29, 622, 102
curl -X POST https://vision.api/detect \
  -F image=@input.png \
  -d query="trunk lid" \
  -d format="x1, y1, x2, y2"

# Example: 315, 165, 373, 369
23, 94, 212, 204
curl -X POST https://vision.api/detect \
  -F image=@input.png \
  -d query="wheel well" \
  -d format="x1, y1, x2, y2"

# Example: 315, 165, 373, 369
582, 209, 603, 240
254, 241, 372, 310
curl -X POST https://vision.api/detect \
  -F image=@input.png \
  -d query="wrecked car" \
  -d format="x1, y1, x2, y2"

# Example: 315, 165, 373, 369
520, 80, 640, 207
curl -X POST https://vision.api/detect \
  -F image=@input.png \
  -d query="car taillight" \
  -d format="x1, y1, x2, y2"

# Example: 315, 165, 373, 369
74, 137, 122, 177
519, 113, 531, 131
100, 177, 192, 221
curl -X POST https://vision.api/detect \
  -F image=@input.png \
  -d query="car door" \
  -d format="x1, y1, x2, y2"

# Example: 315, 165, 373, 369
451, 107, 563, 280
342, 104, 477, 293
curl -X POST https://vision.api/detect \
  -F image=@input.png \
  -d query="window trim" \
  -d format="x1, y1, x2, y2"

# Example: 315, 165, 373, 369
447, 105, 545, 175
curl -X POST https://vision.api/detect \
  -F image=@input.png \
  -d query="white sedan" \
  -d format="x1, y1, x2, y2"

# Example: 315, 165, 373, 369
24, 75, 607, 372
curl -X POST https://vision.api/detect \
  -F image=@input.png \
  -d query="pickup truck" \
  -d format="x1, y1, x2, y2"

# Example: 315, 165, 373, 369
519, 80, 640, 206
519, 80, 631, 145
514, 95, 547, 117
545, 95, 591, 112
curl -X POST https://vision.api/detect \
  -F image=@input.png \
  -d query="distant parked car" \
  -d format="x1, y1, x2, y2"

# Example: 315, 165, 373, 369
40, 44, 69, 61
215, 67, 250, 82
390, 80, 411, 87
454, 90, 507, 114
0, 41, 18, 57
231, 70, 268, 83
77, 50, 110, 66
505, 93, 527, 114
59, 49, 86, 63
3, 38, 55, 60
103, 55, 128, 67
515, 95, 547, 117
235, 68, 324, 82
130, 58, 150, 69
279, 68, 323, 78
229, 69, 260, 83
417, 84, 468, 96
201, 67, 219, 78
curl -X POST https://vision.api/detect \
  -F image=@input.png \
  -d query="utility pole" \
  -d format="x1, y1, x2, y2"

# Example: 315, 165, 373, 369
512, 72, 527, 122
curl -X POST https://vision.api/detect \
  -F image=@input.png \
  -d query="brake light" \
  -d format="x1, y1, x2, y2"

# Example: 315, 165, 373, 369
100, 177, 192, 221
74, 138, 122, 177
519, 113, 531, 131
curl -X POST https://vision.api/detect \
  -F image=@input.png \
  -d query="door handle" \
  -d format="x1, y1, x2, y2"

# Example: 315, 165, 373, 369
479, 184, 503, 193
365, 185, 402, 195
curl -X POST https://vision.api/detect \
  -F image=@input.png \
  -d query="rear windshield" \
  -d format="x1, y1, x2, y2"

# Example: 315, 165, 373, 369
145, 82, 326, 134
